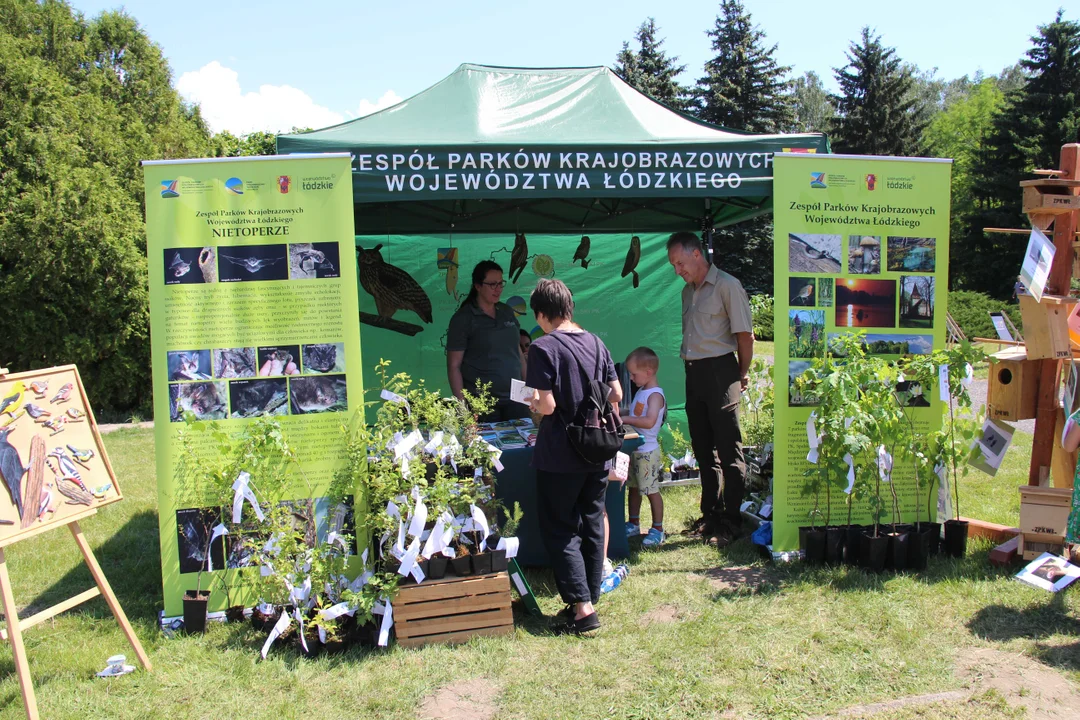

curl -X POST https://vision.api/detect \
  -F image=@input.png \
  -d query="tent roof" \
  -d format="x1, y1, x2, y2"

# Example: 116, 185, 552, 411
277, 64, 829, 234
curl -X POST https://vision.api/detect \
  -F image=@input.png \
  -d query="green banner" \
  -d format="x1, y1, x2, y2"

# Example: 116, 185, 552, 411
143, 155, 362, 616
772, 154, 952, 552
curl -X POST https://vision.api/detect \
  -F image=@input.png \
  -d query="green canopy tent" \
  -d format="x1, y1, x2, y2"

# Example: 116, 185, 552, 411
277, 64, 828, 234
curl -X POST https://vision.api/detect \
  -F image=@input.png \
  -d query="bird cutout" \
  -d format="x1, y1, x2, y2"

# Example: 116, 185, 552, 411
29, 381, 48, 399
356, 244, 433, 336
219, 254, 283, 274
37, 484, 55, 521
446, 260, 459, 300
20, 435, 45, 528
65, 408, 86, 422
509, 233, 528, 283
572, 236, 592, 269
169, 252, 192, 278
621, 235, 642, 289
42, 415, 68, 435
0, 382, 25, 420
50, 383, 72, 404
56, 478, 93, 506
91, 483, 112, 499
0, 428, 26, 519
25, 404, 51, 421
67, 445, 95, 468
47, 448, 86, 490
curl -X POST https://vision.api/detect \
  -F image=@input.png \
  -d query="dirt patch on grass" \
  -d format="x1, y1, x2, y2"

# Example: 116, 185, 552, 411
689, 565, 770, 593
957, 647, 1080, 719
417, 677, 500, 720
642, 603, 696, 625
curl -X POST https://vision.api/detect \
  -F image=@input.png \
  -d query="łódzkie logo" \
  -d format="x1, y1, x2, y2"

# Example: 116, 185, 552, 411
278, 176, 291, 194
160, 180, 179, 198
866, 174, 877, 191
225, 177, 244, 195
810, 172, 827, 189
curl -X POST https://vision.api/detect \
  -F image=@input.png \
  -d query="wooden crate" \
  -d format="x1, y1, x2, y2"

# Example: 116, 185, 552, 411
986, 347, 1038, 421
1021, 182, 1080, 215
394, 571, 513, 648
1019, 294, 1078, 360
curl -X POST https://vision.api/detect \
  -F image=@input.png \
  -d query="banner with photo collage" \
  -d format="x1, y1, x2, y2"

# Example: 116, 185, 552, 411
143, 154, 362, 616
771, 153, 952, 553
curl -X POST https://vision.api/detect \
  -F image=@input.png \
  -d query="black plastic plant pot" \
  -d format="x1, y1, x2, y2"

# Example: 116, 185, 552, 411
944, 519, 969, 558
825, 526, 846, 565
451, 554, 472, 577
860, 532, 888, 573
887, 532, 909, 571
322, 638, 347, 655
490, 548, 508, 573
844, 525, 864, 566
471, 551, 493, 575
382, 558, 401, 575
428, 554, 448, 580
225, 605, 246, 624
923, 522, 942, 556
907, 528, 930, 571
251, 606, 276, 632
183, 590, 210, 633
417, 558, 430, 580
297, 630, 322, 658
798, 526, 811, 553
804, 528, 827, 565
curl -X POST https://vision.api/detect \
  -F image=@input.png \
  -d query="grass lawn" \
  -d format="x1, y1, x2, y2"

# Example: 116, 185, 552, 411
0, 427, 1076, 719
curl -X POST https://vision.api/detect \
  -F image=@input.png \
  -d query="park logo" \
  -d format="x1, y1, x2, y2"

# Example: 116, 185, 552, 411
160, 180, 179, 198
810, 172, 827, 189
278, 175, 291, 194
865, 173, 877, 191
225, 177, 244, 195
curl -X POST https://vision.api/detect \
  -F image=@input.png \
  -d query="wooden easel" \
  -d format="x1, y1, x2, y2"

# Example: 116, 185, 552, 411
0, 367, 151, 719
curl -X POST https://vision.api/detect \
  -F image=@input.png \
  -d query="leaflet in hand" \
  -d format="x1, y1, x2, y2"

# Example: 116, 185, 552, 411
510, 378, 535, 405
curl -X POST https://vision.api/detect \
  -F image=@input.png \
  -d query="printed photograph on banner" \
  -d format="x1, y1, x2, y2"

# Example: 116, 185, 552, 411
212, 347, 256, 379
827, 332, 932, 357
218, 244, 289, 282
1019, 227, 1055, 302
169, 381, 228, 422
887, 236, 936, 272
789, 310, 825, 358
787, 361, 818, 407
164, 247, 217, 285
789, 277, 816, 306
289, 242, 341, 280
276, 497, 351, 548
229, 378, 289, 419
324, 496, 356, 554
301, 342, 347, 374
818, 278, 833, 308
899, 276, 935, 329
847, 236, 881, 274
167, 349, 212, 381
835, 278, 897, 328
788, 233, 841, 273
257, 346, 301, 376
225, 533, 258, 569
289, 374, 348, 414
895, 380, 930, 407
176, 507, 227, 574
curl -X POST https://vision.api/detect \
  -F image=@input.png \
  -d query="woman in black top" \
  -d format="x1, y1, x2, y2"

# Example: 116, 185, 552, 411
526, 278, 622, 635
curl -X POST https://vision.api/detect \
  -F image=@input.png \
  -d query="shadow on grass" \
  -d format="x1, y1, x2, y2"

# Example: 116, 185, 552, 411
967, 593, 1080, 673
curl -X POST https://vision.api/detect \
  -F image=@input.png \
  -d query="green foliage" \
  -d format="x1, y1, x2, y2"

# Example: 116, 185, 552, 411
829, 27, 927, 156
710, 216, 775, 294
947, 290, 1020, 340
740, 357, 774, 451
694, 0, 793, 132
212, 130, 278, 158
613, 18, 691, 110
789, 70, 835, 134
749, 294, 774, 341
0, 0, 212, 415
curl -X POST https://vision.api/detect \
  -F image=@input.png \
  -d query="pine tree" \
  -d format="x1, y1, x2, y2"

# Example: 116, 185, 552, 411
955, 11, 1080, 295
695, 0, 793, 133
829, 28, 926, 155
612, 18, 689, 109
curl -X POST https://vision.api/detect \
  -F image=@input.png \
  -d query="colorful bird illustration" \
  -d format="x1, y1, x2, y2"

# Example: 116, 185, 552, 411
43, 416, 68, 435
50, 383, 72, 404
29, 381, 48, 398
572, 236, 592, 269
356, 244, 433, 324
445, 260, 459, 299
25, 404, 51, 420
0, 428, 26, 519
621, 235, 642, 289
220, 254, 282, 273
0, 382, 25, 420
47, 448, 85, 489
65, 408, 86, 422
56, 478, 93, 506
67, 445, 95, 468
509, 233, 528, 283
169, 252, 192, 278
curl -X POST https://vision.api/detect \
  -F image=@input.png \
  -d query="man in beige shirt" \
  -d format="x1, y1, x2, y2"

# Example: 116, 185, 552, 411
667, 231, 754, 548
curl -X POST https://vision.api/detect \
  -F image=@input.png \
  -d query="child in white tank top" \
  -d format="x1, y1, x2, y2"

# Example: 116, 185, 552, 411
621, 347, 666, 548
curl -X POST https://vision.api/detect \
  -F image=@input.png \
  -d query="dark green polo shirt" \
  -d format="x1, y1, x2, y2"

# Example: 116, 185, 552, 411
447, 301, 522, 398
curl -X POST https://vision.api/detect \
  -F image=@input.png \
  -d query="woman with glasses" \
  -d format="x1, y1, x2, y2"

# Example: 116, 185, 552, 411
447, 260, 530, 422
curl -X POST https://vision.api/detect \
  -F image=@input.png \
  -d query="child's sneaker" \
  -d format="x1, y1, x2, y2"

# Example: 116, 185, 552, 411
642, 528, 665, 548
624, 521, 640, 537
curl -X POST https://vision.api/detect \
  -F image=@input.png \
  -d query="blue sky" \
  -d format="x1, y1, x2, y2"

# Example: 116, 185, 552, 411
72, 0, 1068, 134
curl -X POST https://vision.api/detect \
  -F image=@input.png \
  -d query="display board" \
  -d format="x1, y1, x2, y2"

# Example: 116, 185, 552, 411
143, 154, 362, 616
0, 365, 121, 546
772, 154, 952, 552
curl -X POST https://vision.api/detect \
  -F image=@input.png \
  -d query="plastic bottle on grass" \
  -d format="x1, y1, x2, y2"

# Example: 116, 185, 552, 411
599, 564, 629, 595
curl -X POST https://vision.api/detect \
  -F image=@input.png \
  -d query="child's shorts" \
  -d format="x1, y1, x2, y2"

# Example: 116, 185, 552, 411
629, 447, 663, 495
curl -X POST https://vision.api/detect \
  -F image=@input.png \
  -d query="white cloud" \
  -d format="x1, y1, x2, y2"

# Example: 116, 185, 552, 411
353, 90, 404, 118
177, 61, 344, 135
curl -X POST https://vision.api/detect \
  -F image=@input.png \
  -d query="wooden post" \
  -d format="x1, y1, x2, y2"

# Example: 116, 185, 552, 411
1029, 144, 1080, 486
0, 548, 39, 720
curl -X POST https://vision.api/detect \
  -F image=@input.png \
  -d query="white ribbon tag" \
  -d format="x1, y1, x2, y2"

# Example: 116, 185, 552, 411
807, 448, 819, 464
395, 429, 424, 460
496, 536, 520, 559
470, 504, 491, 551
962, 363, 974, 388
319, 602, 352, 622
843, 454, 855, 494
398, 536, 421, 579
206, 524, 228, 572
807, 414, 819, 449
400, 456, 410, 479
483, 442, 504, 472
326, 531, 349, 551
407, 492, 428, 538
231, 471, 265, 524
293, 606, 308, 653
380, 389, 410, 415
877, 445, 893, 483
374, 600, 393, 647
387, 501, 406, 554
424, 430, 445, 455
261, 612, 292, 659
422, 514, 448, 559
939, 364, 949, 401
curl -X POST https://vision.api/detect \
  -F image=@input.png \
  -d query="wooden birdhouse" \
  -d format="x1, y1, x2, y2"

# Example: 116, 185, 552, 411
986, 346, 1038, 422
1020, 179, 1080, 216
1018, 294, 1078, 360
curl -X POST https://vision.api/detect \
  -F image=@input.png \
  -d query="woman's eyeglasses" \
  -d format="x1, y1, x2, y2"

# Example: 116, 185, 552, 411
482, 281, 506, 289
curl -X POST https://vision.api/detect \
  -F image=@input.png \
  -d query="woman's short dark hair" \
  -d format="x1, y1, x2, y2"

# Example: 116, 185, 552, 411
519, 329, 532, 341
459, 260, 503, 309
530, 278, 574, 321
666, 231, 704, 256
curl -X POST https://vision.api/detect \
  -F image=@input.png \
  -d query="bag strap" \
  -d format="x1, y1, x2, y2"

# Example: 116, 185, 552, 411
544, 331, 601, 423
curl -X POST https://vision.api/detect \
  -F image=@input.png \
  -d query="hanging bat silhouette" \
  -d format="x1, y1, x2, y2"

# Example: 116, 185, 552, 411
509, 233, 528, 283
572, 236, 591, 269
621, 235, 641, 289
220, 254, 283, 273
